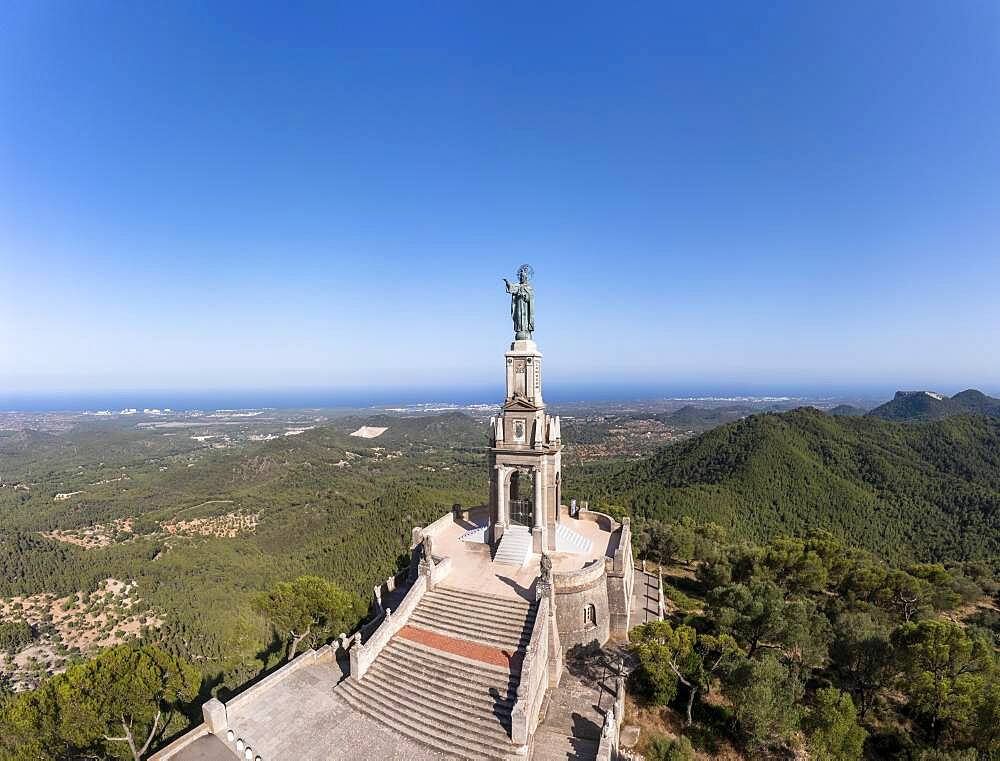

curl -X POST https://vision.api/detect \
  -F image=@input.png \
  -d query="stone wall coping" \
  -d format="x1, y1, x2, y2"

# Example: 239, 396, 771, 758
453, 504, 489, 522
561, 505, 620, 533
420, 511, 457, 541
511, 595, 549, 746
552, 557, 606, 590
350, 555, 453, 679
429, 555, 453, 586
608, 520, 632, 577
226, 645, 334, 713
147, 723, 210, 761
361, 575, 426, 660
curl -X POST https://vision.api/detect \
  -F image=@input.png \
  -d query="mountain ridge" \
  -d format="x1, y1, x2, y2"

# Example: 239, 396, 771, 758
866, 388, 1000, 422
576, 407, 1000, 564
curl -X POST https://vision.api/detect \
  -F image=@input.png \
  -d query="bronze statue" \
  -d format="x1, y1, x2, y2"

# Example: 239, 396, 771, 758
503, 264, 535, 340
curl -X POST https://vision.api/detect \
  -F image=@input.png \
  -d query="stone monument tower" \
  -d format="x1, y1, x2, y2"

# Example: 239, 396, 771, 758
488, 265, 563, 554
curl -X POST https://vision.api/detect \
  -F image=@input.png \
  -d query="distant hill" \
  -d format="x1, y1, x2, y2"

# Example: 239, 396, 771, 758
867, 389, 1000, 422
828, 404, 866, 417
576, 408, 1000, 564
333, 411, 484, 447
659, 405, 751, 428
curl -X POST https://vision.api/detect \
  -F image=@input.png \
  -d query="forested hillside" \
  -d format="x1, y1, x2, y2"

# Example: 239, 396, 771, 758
575, 408, 1000, 565
0, 413, 489, 693
867, 389, 1000, 423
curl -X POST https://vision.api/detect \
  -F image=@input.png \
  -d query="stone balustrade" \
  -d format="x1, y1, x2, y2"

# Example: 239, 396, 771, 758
149, 646, 339, 761
510, 594, 550, 747
351, 575, 425, 679
595, 662, 627, 761
350, 555, 452, 679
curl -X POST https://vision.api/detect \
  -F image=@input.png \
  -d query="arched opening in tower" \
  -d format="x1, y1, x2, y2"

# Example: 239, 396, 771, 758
509, 470, 534, 526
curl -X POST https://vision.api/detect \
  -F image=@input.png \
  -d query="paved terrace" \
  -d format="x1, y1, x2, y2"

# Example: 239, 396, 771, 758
432, 507, 618, 602
163, 654, 456, 761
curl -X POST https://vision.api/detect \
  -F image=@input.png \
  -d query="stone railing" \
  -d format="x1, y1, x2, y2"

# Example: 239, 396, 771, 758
605, 519, 635, 635
657, 565, 666, 621
609, 518, 632, 575
562, 504, 620, 533
150, 646, 340, 761
152, 552, 443, 761
418, 510, 456, 540
350, 555, 452, 679
595, 664, 627, 761
371, 567, 410, 615
351, 574, 425, 680
510, 595, 549, 747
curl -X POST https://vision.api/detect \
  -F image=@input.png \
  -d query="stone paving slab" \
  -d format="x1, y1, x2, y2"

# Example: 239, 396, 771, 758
168, 734, 236, 761
630, 569, 660, 627
221, 659, 456, 760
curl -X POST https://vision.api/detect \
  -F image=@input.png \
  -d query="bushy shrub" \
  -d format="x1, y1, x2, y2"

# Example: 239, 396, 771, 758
649, 734, 695, 761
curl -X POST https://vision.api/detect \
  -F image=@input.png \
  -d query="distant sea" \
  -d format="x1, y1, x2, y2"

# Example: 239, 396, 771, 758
0, 383, 891, 413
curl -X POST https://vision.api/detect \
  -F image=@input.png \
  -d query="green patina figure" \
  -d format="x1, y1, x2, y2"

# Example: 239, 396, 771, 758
503, 264, 535, 340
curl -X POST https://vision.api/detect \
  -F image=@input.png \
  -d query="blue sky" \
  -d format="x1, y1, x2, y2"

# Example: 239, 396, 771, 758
2, 2, 999, 401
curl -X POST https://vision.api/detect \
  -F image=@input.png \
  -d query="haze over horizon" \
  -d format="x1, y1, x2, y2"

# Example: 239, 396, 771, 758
3, 2, 999, 398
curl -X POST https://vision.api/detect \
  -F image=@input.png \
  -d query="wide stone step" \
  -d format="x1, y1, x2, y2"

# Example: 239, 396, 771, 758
431, 586, 535, 612
364, 662, 515, 727
412, 603, 535, 637
429, 583, 535, 608
342, 675, 514, 741
407, 617, 529, 650
339, 678, 515, 760
388, 636, 519, 672
384, 642, 521, 689
374, 655, 517, 705
420, 592, 535, 621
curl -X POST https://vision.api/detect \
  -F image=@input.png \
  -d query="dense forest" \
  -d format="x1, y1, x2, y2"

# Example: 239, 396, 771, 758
576, 409, 1000, 566
628, 519, 999, 760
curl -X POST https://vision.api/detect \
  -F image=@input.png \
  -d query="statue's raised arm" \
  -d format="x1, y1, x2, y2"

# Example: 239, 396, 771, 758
505, 264, 535, 340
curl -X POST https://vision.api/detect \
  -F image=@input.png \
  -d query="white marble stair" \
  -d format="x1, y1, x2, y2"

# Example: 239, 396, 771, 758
555, 521, 593, 554
459, 523, 489, 543
493, 524, 532, 566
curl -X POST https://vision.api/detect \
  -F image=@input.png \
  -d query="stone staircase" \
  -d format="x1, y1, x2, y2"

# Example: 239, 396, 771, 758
555, 521, 593, 554
493, 524, 532, 567
338, 588, 537, 760
410, 586, 536, 650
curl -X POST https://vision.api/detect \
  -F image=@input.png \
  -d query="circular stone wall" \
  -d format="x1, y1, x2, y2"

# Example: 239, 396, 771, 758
553, 559, 610, 651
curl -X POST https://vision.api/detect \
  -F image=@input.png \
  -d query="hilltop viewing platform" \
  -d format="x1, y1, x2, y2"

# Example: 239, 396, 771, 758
420, 504, 623, 602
